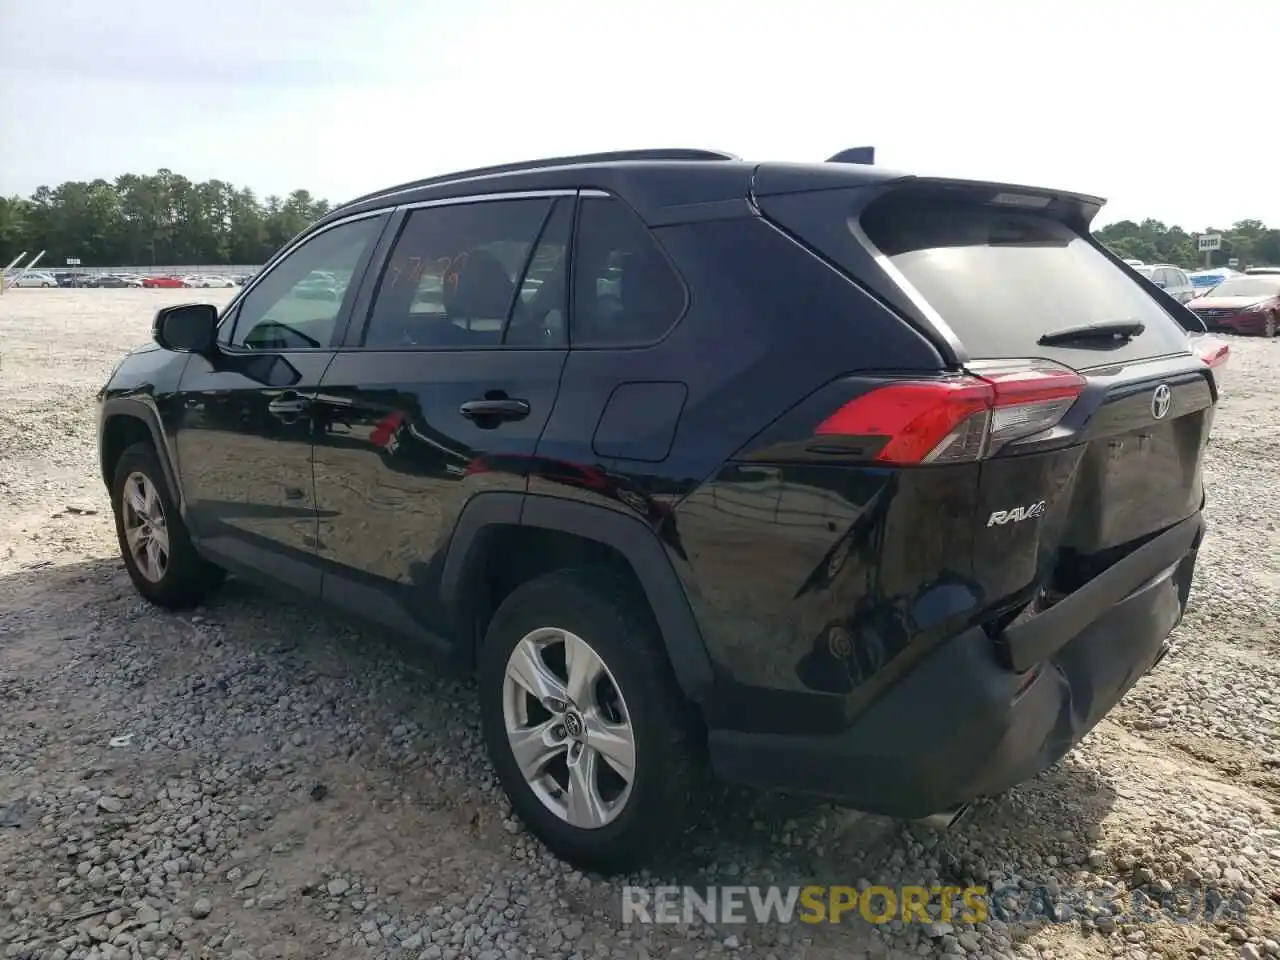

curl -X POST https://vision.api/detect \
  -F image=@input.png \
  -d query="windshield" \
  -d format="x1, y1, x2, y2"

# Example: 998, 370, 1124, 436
1134, 265, 1155, 278
1201, 277, 1280, 298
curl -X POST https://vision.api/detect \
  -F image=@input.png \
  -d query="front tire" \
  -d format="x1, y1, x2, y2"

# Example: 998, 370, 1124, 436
1265, 313, 1277, 338
110, 442, 223, 608
478, 568, 704, 873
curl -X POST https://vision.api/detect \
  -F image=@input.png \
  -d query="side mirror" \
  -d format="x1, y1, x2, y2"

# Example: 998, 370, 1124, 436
154, 303, 219, 353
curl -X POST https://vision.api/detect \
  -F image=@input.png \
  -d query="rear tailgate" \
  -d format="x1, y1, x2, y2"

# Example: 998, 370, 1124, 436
756, 175, 1223, 634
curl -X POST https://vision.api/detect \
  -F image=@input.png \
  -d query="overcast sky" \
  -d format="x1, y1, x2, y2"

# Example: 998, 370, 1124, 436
0, 0, 1273, 230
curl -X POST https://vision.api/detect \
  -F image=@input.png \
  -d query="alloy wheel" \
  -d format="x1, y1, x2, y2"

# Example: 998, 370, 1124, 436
501, 627, 636, 829
121, 472, 170, 583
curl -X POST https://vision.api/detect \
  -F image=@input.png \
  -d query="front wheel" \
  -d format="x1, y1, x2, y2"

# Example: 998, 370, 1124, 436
478, 568, 704, 873
110, 442, 223, 608
1265, 313, 1277, 338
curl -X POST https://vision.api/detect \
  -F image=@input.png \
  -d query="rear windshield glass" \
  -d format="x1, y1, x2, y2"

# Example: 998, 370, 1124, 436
860, 198, 1192, 362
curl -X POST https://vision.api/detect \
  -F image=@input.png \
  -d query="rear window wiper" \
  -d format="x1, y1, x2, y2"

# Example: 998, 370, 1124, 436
1038, 320, 1145, 346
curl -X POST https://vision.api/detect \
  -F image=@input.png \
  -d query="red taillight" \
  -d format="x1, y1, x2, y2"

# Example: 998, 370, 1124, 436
814, 361, 1086, 465
1192, 338, 1229, 370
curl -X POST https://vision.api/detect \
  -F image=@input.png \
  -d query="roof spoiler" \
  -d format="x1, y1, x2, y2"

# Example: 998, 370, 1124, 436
827, 147, 875, 165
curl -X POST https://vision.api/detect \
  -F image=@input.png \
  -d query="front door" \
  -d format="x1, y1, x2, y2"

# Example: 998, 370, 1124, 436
173, 212, 387, 592
311, 194, 574, 643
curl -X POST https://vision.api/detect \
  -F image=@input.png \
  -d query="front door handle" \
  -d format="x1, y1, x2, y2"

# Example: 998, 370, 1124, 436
268, 394, 310, 417
459, 398, 530, 422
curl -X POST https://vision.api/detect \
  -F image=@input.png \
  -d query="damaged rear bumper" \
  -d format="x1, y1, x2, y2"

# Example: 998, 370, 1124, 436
706, 512, 1203, 818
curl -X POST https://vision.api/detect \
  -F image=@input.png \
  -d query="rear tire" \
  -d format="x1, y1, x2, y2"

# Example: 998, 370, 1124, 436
110, 442, 223, 609
478, 568, 704, 873
1265, 313, 1277, 338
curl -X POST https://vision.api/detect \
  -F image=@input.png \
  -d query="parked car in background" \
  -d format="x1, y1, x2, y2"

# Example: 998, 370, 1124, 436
293, 270, 341, 299
143, 276, 189, 289
1186, 274, 1280, 336
85, 274, 142, 288
181, 275, 236, 288
1244, 266, 1280, 276
1134, 264, 1196, 303
6, 270, 59, 287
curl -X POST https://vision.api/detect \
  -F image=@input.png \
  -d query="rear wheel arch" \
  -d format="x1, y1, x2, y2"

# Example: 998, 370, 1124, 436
440, 493, 714, 704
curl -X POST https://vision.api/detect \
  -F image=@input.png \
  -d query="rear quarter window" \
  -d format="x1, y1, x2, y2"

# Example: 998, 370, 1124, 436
571, 196, 686, 346
860, 198, 1193, 364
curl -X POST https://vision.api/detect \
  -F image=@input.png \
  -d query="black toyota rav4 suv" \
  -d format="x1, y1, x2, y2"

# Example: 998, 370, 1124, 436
96, 148, 1228, 872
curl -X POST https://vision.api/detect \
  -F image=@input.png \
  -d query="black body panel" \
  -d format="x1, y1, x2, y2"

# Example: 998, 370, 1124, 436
310, 347, 566, 640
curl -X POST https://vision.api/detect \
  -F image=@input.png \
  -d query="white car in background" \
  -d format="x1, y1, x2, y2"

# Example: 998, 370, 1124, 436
6, 271, 59, 288
183, 275, 237, 288
1134, 263, 1196, 303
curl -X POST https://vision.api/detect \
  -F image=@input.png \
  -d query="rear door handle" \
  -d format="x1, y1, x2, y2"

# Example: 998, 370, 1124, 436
459, 398, 530, 422
268, 394, 310, 416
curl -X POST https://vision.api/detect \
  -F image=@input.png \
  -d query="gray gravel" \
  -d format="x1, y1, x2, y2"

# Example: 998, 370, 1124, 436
2, 289, 1278, 960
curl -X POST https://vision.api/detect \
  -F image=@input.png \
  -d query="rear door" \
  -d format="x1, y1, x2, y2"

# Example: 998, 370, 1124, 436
757, 181, 1222, 615
311, 192, 574, 644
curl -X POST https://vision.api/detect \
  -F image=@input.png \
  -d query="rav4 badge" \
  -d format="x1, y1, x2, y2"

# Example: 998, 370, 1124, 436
987, 501, 1047, 527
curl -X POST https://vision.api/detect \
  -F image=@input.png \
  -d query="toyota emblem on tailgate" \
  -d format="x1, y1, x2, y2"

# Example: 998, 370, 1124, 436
1151, 384, 1172, 420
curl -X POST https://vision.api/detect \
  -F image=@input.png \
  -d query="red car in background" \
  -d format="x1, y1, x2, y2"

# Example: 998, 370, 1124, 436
1186, 275, 1280, 337
142, 276, 188, 289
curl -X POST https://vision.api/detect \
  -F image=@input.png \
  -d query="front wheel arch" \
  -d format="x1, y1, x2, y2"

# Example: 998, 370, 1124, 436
99, 402, 183, 512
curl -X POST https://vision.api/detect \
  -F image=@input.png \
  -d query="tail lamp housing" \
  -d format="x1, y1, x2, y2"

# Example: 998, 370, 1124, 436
814, 360, 1086, 465
1191, 337, 1229, 370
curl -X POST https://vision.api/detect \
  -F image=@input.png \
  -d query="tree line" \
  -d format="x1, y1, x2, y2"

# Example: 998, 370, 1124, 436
1096, 218, 1280, 271
0, 170, 332, 268
1, 169, 1277, 270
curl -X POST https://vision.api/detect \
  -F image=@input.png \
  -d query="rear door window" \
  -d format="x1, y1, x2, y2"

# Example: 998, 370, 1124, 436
360, 198, 558, 349
860, 198, 1193, 365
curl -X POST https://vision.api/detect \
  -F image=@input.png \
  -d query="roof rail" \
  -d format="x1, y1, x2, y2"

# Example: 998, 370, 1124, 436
337, 148, 741, 210
827, 147, 875, 165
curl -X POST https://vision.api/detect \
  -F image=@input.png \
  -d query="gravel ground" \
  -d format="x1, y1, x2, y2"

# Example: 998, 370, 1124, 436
1, 289, 1277, 960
